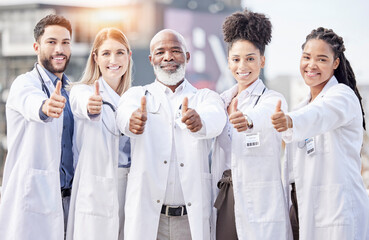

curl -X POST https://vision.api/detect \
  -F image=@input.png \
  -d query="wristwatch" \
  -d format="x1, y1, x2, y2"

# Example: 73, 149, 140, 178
244, 114, 253, 129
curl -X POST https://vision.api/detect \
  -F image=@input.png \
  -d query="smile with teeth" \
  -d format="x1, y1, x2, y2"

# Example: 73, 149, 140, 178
238, 72, 250, 77
306, 71, 319, 77
108, 66, 120, 70
52, 56, 65, 61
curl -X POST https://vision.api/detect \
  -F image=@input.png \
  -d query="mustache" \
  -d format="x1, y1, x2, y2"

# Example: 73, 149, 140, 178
159, 62, 179, 68
52, 54, 68, 58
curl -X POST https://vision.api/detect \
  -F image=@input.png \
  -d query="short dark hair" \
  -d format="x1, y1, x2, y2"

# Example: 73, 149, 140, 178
34, 14, 72, 42
222, 9, 272, 55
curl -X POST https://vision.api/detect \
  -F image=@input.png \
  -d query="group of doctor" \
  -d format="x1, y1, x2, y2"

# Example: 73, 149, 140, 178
0, 7, 369, 240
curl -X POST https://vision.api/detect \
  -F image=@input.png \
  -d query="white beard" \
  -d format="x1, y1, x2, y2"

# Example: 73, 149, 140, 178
154, 64, 186, 86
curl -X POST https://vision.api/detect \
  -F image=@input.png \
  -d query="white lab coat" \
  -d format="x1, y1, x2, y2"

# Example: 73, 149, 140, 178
284, 76, 369, 240
211, 79, 292, 240
67, 77, 128, 240
116, 80, 226, 240
0, 65, 64, 240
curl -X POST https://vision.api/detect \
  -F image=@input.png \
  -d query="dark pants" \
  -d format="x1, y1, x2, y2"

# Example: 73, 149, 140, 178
214, 169, 238, 240
290, 183, 299, 240
62, 189, 71, 239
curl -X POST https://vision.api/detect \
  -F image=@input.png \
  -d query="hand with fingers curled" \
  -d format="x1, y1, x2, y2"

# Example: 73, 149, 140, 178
42, 80, 66, 118
229, 98, 249, 132
87, 81, 103, 115
271, 99, 292, 132
181, 97, 203, 133
129, 96, 147, 135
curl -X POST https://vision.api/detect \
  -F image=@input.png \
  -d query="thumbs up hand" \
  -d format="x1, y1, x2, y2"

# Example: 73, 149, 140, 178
129, 96, 147, 134
271, 100, 291, 132
181, 97, 202, 132
42, 80, 66, 118
87, 81, 103, 115
228, 98, 248, 132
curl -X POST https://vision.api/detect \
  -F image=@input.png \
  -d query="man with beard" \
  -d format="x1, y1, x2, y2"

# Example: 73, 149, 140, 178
0, 15, 74, 240
116, 29, 226, 240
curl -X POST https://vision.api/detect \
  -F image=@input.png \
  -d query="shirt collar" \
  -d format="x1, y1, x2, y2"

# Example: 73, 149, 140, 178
154, 79, 187, 96
221, 79, 263, 106
100, 76, 120, 106
41, 65, 69, 87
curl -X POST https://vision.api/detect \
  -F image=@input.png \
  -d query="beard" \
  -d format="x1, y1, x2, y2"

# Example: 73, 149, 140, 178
153, 63, 186, 86
40, 53, 71, 74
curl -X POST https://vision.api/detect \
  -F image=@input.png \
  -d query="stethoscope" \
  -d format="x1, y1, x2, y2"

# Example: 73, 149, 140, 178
102, 98, 124, 137
35, 62, 51, 98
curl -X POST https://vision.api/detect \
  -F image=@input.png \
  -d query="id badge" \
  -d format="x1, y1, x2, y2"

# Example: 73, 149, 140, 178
306, 137, 315, 155
245, 133, 260, 148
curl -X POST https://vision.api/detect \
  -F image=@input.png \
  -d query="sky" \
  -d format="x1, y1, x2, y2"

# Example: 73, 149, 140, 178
1, 0, 369, 84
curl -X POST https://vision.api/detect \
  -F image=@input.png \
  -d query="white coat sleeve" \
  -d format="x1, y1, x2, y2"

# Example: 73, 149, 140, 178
244, 90, 288, 133
6, 73, 50, 123
193, 89, 227, 139
70, 84, 101, 121
286, 84, 360, 142
116, 86, 146, 138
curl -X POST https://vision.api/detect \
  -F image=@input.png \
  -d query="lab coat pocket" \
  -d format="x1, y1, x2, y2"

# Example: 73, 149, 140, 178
202, 173, 213, 219
244, 181, 285, 223
312, 184, 350, 227
76, 173, 115, 218
24, 168, 60, 215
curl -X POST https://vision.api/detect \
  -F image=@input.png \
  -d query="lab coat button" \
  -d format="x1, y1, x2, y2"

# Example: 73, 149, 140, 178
187, 202, 191, 207
180, 163, 184, 167
157, 200, 160, 203
164, 160, 167, 164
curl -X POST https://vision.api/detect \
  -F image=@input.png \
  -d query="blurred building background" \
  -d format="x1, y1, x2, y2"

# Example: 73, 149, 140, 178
0, 0, 242, 186
0, 0, 368, 190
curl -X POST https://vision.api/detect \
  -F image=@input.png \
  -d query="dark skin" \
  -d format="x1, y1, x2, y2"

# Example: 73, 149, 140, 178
129, 30, 202, 134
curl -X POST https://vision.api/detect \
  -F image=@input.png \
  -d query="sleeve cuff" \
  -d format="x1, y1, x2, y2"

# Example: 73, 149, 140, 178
39, 100, 51, 122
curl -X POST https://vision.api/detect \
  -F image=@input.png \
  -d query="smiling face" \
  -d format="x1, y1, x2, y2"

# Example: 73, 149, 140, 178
228, 39, 265, 93
94, 38, 130, 91
149, 30, 190, 87
300, 39, 340, 96
33, 25, 71, 79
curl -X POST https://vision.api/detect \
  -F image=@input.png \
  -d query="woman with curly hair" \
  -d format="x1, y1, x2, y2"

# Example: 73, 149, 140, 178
212, 9, 292, 240
272, 27, 369, 240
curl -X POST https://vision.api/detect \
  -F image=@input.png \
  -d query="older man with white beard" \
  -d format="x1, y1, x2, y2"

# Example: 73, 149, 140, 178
116, 29, 226, 240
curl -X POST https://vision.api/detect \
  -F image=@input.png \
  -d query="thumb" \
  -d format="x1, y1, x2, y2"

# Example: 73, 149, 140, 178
94, 81, 100, 96
141, 96, 147, 113
275, 100, 282, 112
54, 80, 62, 95
182, 97, 188, 115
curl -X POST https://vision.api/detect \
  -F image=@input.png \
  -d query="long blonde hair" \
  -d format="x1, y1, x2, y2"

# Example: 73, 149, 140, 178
79, 27, 132, 95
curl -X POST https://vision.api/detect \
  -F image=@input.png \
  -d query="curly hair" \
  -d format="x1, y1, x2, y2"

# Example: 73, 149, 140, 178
34, 14, 72, 42
303, 27, 365, 129
222, 9, 272, 55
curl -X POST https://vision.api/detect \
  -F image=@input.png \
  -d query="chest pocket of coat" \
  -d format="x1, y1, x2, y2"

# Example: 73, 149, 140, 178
24, 168, 60, 215
76, 173, 115, 218
146, 94, 161, 114
240, 131, 274, 157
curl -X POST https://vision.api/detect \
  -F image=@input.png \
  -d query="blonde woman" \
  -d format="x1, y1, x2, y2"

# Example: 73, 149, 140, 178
66, 27, 132, 240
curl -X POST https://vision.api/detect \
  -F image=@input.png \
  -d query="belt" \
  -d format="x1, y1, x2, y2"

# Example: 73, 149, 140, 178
161, 205, 187, 217
61, 188, 71, 198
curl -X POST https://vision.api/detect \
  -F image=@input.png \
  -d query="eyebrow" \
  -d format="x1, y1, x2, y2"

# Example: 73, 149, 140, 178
302, 52, 329, 58
101, 48, 127, 52
154, 46, 182, 51
231, 53, 256, 57
45, 37, 71, 41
